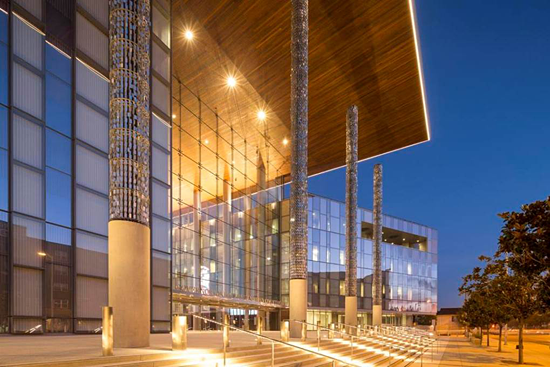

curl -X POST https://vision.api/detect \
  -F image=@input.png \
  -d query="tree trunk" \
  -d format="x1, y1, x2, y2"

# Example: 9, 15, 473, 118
498, 325, 502, 352
480, 328, 483, 346
518, 323, 524, 364
486, 327, 490, 346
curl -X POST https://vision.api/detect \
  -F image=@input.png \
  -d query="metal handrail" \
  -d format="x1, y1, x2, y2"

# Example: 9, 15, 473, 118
188, 313, 360, 367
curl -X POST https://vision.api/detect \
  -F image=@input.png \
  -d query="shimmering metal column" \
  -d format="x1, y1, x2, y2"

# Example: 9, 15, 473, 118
108, 0, 151, 347
109, 0, 151, 224
372, 164, 383, 326
345, 106, 358, 297
289, 0, 309, 338
289, 0, 308, 281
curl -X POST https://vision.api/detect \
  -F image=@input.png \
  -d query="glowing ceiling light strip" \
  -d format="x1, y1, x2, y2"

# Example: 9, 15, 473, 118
13, 12, 45, 35
76, 57, 110, 83
45, 40, 71, 59
408, 0, 431, 141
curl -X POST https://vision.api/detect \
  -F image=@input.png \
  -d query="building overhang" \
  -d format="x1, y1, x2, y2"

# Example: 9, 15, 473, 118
172, 0, 429, 194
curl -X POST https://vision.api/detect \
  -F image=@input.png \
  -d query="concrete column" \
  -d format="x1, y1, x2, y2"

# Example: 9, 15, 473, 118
108, 0, 151, 348
344, 106, 358, 333
372, 164, 383, 326
289, 0, 309, 338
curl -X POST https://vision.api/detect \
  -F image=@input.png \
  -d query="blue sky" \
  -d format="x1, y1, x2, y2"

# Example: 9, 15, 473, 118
309, 0, 550, 308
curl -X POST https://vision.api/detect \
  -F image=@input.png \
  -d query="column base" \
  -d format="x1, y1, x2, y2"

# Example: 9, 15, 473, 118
289, 279, 307, 338
108, 220, 150, 348
373, 304, 382, 326
345, 296, 357, 335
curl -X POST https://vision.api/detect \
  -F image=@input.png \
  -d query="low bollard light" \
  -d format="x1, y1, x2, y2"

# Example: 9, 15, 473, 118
301, 322, 307, 341
223, 313, 230, 349
281, 320, 289, 342
329, 323, 335, 339
102, 306, 113, 356
257, 316, 263, 345
172, 315, 187, 350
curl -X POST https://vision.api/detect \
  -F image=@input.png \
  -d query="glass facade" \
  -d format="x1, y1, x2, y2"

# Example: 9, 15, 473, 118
0, 0, 437, 334
279, 195, 438, 328
0, 0, 171, 334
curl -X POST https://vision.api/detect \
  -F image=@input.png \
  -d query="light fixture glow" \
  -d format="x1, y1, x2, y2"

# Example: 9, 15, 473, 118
172, 114, 176, 119
257, 110, 266, 120
37, 252, 47, 257
184, 30, 194, 40
204, 139, 209, 145
283, 138, 289, 146
226, 76, 237, 88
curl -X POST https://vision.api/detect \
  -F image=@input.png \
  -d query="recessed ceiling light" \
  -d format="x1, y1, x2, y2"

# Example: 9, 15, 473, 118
257, 110, 266, 120
184, 30, 194, 40
227, 76, 237, 88
204, 139, 209, 145
283, 138, 289, 146
172, 114, 176, 119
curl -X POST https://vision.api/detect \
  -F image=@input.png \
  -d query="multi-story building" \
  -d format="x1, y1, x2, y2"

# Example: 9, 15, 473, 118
0, 0, 434, 335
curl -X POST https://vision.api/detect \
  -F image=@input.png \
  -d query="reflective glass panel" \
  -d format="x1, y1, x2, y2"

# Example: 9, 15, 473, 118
0, 43, 7, 106
45, 43, 71, 84
46, 129, 72, 174
46, 74, 72, 137
0, 106, 6, 149
46, 168, 72, 227
0, 11, 7, 44
0, 150, 7, 211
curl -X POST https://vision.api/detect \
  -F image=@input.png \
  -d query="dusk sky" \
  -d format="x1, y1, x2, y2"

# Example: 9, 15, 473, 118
308, 0, 550, 308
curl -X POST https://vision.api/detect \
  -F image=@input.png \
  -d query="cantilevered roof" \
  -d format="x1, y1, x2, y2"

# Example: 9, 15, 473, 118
171, 0, 429, 183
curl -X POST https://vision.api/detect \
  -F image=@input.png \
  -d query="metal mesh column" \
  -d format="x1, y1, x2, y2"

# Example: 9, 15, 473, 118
372, 164, 383, 326
289, 0, 309, 337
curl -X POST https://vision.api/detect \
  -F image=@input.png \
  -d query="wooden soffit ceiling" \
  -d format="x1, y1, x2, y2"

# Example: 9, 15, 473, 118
172, 0, 429, 178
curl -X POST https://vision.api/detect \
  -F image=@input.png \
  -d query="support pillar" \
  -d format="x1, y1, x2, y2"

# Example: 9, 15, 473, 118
108, 0, 151, 348
372, 164, 383, 326
344, 106, 358, 334
222, 167, 232, 296
289, 0, 309, 339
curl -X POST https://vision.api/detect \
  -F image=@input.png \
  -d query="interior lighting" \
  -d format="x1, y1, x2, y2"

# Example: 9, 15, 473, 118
204, 139, 209, 145
37, 252, 47, 257
257, 110, 266, 120
283, 138, 289, 146
184, 30, 194, 40
226, 76, 237, 88
172, 114, 176, 119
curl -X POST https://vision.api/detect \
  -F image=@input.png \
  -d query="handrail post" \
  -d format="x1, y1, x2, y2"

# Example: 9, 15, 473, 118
281, 320, 289, 342
329, 323, 335, 339
301, 321, 307, 341
317, 320, 321, 351
350, 335, 354, 360
257, 315, 264, 345
271, 341, 275, 367
172, 315, 187, 351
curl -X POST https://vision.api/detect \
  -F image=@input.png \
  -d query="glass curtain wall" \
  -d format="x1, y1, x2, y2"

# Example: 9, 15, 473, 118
171, 78, 283, 305
1, 0, 171, 334
280, 195, 438, 327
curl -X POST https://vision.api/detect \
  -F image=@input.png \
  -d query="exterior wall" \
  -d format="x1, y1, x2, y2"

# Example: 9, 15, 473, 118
170, 77, 284, 304
436, 314, 463, 335
280, 195, 438, 327
0, 0, 170, 334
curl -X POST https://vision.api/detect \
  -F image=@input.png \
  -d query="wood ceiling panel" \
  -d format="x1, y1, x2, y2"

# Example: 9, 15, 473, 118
172, 0, 429, 180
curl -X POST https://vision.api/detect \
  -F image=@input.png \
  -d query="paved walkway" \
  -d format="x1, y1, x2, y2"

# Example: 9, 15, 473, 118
412, 335, 550, 366
0, 331, 281, 366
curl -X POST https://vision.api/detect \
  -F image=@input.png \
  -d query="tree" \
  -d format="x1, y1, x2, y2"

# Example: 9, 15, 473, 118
484, 259, 543, 364
457, 292, 491, 346
497, 197, 550, 308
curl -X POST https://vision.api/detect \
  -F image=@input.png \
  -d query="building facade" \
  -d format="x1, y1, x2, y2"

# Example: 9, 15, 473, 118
0, 0, 435, 334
